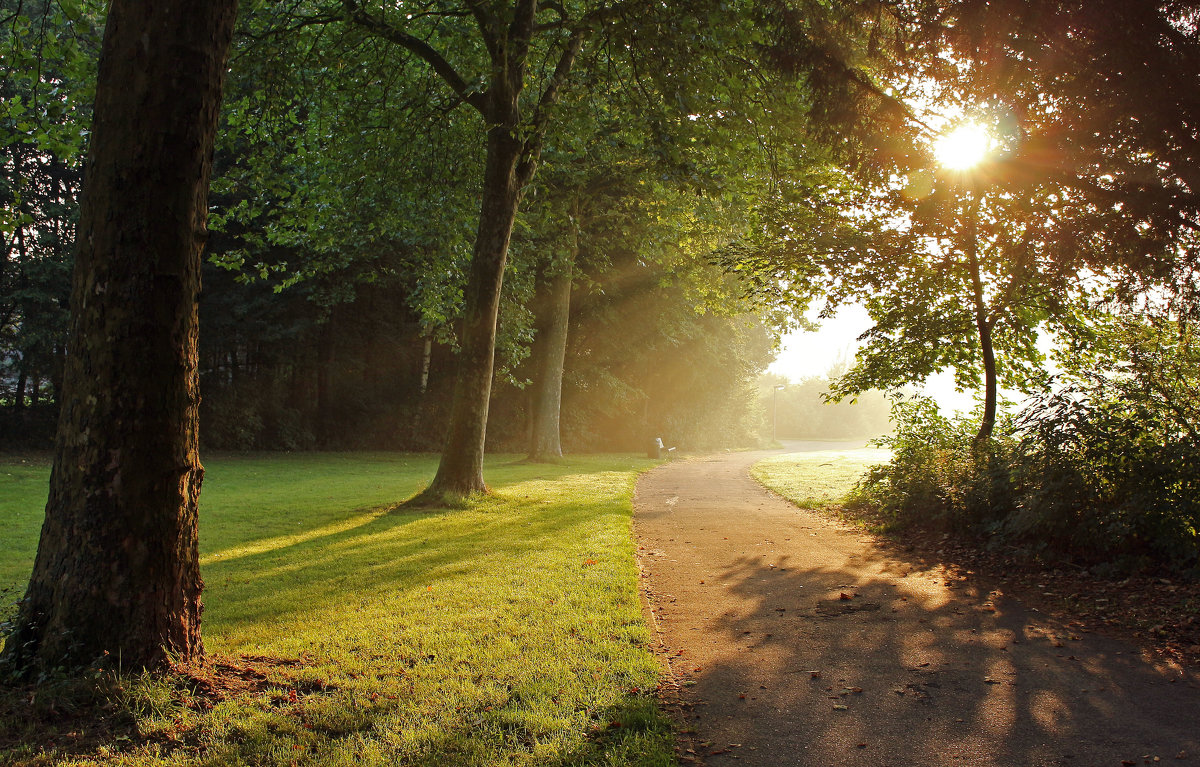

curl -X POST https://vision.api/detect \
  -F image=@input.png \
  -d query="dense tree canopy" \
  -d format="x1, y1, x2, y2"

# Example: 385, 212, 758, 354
6, 0, 1200, 677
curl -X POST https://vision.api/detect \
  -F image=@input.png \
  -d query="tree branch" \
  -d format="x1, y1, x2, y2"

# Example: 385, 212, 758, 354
516, 27, 584, 185
463, 0, 500, 64
341, 0, 487, 114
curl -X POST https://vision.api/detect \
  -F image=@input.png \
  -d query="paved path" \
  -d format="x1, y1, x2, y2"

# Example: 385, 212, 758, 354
634, 446, 1200, 767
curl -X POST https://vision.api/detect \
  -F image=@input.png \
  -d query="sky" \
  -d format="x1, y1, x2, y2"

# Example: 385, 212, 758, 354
766, 303, 978, 413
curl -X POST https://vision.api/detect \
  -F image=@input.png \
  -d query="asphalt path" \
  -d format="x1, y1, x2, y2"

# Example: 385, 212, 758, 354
634, 444, 1200, 767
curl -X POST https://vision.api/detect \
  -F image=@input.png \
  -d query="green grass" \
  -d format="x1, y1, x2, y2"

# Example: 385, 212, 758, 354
0, 454, 52, 598
0, 453, 675, 766
752, 447, 891, 512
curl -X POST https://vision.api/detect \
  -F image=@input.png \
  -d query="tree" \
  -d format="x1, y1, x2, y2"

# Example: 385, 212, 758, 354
1, 0, 238, 675
915, 0, 1200, 301
1, 1, 99, 437
827, 167, 1107, 442
321, 0, 593, 498
524, 222, 575, 461
720, 0, 1200, 442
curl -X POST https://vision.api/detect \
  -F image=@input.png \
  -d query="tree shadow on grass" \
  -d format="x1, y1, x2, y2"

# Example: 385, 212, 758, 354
2, 457, 673, 766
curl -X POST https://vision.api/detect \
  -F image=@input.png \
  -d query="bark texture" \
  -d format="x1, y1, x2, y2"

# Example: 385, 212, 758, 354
966, 200, 998, 444
1, 0, 237, 674
526, 255, 574, 461
426, 123, 524, 495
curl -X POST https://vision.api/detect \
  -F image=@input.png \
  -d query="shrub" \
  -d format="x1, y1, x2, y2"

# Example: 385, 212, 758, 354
1011, 375, 1200, 575
848, 395, 1016, 531
851, 316, 1200, 577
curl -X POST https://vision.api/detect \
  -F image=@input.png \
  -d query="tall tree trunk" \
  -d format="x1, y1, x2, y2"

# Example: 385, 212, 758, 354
0, 0, 237, 676
316, 314, 336, 445
419, 335, 432, 396
526, 252, 575, 461
14, 365, 26, 410
966, 199, 997, 444
425, 124, 523, 496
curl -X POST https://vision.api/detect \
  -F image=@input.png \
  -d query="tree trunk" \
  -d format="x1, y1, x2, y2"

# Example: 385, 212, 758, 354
0, 0, 237, 676
14, 365, 27, 410
966, 200, 997, 444
424, 123, 523, 497
526, 253, 574, 461
419, 335, 432, 396
316, 314, 336, 445
975, 311, 998, 442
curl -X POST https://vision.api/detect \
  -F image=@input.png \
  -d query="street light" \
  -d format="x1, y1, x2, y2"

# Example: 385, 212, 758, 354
772, 383, 786, 443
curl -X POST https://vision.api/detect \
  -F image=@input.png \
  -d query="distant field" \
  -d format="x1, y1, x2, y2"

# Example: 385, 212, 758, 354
752, 447, 891, 510
0, 452, 675, 766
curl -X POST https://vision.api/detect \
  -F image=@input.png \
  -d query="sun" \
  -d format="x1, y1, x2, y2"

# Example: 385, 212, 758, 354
934, 123, 992, 170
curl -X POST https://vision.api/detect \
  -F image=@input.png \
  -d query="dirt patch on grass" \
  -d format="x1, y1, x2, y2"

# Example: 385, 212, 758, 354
178, 652, 314, 701
0, 653, 312, 764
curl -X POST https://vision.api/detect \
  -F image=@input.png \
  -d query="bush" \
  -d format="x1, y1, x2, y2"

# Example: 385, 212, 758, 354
848, 395, 1016, 532
851, 316, 1200, 577
1011, 377, 1200, 575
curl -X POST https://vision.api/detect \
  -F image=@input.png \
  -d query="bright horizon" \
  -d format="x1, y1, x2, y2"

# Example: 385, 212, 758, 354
767, 303, 977, 413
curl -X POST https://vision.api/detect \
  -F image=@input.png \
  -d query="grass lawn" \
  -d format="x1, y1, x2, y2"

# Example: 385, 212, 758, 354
0, 452, 675, 766
752, 447, 891, 513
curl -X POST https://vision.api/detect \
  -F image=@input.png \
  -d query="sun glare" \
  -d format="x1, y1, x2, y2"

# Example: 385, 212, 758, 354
934, 123, 992, 170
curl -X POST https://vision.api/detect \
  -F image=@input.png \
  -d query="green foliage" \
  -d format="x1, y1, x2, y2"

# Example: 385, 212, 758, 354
210, 5, 482, 331
851, 316, 1200, 576
0, 452, 676, 765
0, 0, 103, 412
1008, 317, 1200, 574
847, 396, 1015, 529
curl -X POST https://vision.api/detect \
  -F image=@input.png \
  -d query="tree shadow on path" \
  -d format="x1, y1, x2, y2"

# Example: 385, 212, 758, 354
635, 451, 1200, 767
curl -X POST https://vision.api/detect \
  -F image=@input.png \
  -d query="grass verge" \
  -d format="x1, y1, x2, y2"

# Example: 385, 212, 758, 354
751, 447, 890, 521
0, 453, 674, 766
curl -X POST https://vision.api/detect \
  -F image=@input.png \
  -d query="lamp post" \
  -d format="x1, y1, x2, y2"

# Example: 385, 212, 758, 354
772, 383, 786, 443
